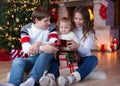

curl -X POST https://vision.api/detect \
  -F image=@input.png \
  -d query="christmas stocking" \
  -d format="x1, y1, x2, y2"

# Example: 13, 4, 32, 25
99, 0, 108, 19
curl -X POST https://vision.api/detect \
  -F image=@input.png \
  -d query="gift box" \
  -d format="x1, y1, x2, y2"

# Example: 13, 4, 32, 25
10, 49, 28, 60
0, 48, 11, 61
59, 64, 78, 76
59, 52, 68, 67
59, 52, 77, 73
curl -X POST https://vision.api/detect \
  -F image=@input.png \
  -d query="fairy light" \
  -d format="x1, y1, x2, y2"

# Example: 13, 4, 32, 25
0, 26, 3, 30
1, 0, 41, 52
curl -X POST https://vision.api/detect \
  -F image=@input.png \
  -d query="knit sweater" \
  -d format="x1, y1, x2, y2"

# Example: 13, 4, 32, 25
20, 23, 58, 53
59, 31, 79, 51
59, 31, 79, 44
74, 27, 94, 57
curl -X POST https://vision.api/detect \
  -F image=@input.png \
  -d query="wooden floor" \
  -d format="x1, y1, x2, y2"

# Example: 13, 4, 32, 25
0, 50, 120, 86
0, 61, 11, 83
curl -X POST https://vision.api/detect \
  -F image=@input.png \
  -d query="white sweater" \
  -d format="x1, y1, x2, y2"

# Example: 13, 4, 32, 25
20, 23, 58, 53
74, 27, 94, 57
59, 31, 79, 44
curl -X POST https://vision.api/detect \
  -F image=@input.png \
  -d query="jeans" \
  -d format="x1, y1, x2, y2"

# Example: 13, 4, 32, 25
8, 53, 59, 86
48, 55, 98, 80
76, 55, 98, 80
47, 58, 59, 79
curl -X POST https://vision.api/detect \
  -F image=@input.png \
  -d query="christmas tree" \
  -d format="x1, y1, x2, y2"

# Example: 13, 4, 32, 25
0, 1, 42, 53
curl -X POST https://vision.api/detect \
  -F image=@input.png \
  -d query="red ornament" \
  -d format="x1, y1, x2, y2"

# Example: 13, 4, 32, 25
50, 4, 59, 23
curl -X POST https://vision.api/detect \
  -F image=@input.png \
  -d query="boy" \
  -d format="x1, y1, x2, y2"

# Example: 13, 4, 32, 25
0, 5, 59, 86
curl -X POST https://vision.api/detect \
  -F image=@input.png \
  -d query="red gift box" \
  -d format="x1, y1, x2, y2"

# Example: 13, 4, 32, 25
0, 48, 11, 61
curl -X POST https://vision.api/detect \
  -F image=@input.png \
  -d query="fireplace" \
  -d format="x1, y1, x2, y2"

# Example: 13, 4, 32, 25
57, 0, 94, 22
56, 0, 119, 51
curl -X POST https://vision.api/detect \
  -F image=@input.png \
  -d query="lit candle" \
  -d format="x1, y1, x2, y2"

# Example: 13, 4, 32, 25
97, 43, 101, 51
114, 43, 117, 51
110, 43, 114, 51
107, 46, 112, 52
101, 43, 105, 52
107, 42, 110, 47
113, 39, 118, 45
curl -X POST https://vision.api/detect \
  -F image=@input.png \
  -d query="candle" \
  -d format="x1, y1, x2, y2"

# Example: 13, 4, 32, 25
110, 43, 114, 51
101, 43, 105, 52
114, 43, 117, 51
113, 39, 118, 45
107, 42, 110, 47
97, 43, 101, 51
107, 47, 112, 52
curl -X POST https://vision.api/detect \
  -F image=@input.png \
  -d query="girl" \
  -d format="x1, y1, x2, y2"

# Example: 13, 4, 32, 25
58, 6, 98, 86
57, 17, 79, 50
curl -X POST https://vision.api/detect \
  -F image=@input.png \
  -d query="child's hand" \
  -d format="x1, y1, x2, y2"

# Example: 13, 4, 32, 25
27, 42, 42, 55
68, 40, 80, 50
40, 44, 58, 54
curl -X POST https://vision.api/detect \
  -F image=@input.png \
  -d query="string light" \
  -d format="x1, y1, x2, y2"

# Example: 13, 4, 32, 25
0, 26, 3, 30
0, 0, 41, 52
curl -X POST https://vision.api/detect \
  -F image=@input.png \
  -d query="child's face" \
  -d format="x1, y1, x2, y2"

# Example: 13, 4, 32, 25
74, 12, 84, 28
35, 17, 50, 29
59, 22, 71, 34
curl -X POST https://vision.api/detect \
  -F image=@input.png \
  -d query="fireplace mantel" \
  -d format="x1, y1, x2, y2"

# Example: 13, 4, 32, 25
64, 0, 93, 7
54, 0, 93, 7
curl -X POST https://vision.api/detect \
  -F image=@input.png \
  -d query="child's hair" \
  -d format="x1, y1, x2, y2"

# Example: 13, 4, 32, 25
57, 17, 73, 32
73, 6, 95, 41
32, 5, 50, 24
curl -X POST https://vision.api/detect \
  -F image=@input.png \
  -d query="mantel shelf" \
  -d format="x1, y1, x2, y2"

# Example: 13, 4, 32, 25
53, 0, 93, 7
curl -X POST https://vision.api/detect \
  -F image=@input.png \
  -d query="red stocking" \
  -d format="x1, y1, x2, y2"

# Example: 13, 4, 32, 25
99, 0, 108, 19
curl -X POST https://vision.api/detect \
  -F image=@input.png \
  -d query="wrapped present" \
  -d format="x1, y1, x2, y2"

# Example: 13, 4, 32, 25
59, 52, 68, 67
10, 49, 28, 59
59, 52, 78, 73
59, 64, 78, 75
0, 48, 11, 61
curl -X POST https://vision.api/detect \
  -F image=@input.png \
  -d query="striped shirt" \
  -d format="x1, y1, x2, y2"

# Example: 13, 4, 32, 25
20, 23, 58, 53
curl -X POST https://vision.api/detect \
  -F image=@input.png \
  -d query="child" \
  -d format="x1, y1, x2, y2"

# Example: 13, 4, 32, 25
57, 17, 79, 50
58, 6, 98, 86
56, 17, 80, 63
39, 17, 80, 86
0, 5, 59, 86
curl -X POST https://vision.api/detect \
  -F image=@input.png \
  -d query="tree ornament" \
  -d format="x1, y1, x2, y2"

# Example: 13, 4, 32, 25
6, 21, 10, 25
16, 18, 19, 22
8, 42, 11, 46
50, 3, 59, 23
